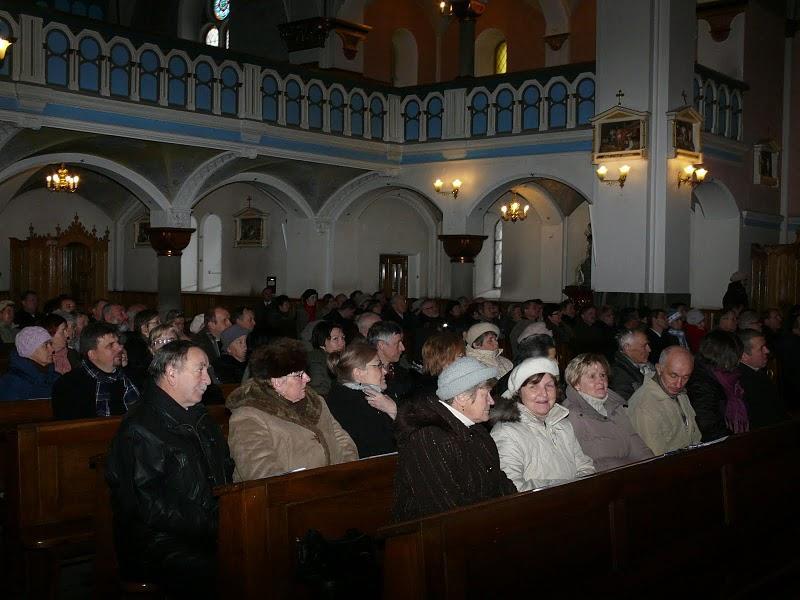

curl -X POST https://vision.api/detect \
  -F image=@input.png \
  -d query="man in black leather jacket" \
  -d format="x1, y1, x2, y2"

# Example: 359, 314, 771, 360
106, 340, 234, 598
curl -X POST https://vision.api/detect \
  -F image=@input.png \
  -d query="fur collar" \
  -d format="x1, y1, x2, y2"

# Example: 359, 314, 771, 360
490, 395, 522, 423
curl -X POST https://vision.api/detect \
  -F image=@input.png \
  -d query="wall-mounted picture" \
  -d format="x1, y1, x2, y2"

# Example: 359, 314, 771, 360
667, 106, 702, 162
674, 119, 695, 152
234, 204, 269, 247
133, 219, 151, 248
591, 105, 649, 162
753, 140, 779, 187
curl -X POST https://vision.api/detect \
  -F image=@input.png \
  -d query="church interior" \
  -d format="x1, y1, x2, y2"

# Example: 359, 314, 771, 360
1, 0, 800, 597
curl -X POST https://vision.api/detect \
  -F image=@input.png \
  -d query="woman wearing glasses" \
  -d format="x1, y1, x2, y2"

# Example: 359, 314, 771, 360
325, 341, 397, 458
226, 338, 357, 481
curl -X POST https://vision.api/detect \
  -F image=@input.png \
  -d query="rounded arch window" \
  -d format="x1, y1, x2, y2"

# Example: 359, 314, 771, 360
205, 26, 219, 47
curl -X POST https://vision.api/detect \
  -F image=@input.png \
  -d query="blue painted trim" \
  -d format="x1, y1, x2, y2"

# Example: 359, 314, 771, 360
401, 139, 593, 164
788, 217, 800, 232
742, 216, 783, 230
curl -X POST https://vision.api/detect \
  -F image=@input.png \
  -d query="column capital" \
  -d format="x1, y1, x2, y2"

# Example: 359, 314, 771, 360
438, 234, 487, 263
149, 227, 194, 257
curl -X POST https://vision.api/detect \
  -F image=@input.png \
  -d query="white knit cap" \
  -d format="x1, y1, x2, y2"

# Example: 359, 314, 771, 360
502, 357, 560, 399
517, 321, 553, 343
464, 322, 500, 347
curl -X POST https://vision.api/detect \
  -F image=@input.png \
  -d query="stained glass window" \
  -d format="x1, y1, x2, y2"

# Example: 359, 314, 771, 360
213, 0, 230, 21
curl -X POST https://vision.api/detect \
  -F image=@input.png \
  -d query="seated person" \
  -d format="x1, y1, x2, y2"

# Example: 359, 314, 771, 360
737, 329, 787, 428
124, 309, 161, 387
494, 333, 557, 399
368, 320, 418, 403
563, 354, 652, 471
0, 326, 58, 400
41, 312, 80, 375
464, 323, 513, 376
226, 338, 358, 481
628, 347, 702, 454
393, 357, 515, 521
326, 341, 397, 458
491, 358, 595, 491
105, 341, 234, 598
609, 328, 655, 400
686, 330, 746, 441
306, 321, 346, 396
0, 299, 18, 344
51, 322, 140, 419
416, 331, 465, 398
213, 324, 249, 384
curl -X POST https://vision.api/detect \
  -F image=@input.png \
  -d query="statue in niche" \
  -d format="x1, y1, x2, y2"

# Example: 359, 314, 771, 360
575, 223, 592, 288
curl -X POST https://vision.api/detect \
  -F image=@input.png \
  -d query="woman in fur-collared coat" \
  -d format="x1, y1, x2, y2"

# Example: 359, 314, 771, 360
226, 338, 358, 482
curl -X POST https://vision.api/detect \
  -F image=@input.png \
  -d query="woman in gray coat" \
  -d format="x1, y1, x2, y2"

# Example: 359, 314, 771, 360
563, 353, 653, 471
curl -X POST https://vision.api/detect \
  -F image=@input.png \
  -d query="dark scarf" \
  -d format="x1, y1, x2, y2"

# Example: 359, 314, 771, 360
226, 378, 332, 465
81, 359, 139, 417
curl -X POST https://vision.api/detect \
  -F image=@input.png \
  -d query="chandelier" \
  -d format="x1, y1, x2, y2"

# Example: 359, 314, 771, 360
438, 1, 487, 16
500, 191, 529, 223
46, 164, 79, 193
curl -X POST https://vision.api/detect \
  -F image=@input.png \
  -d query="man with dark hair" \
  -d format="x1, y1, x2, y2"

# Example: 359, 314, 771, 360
737, 329, 786, 429
90, 298, 109, 323
232, 306, 256, 331
106, 340, 234, 597
645, 308, 677, 364
51, 322, 139, 420
193, 306, 231, 360
368, 320, 417, 402
325, 298, 358, 342
15, 290, 39, 328
266, 295, 296, 338
509, 299, 543, 358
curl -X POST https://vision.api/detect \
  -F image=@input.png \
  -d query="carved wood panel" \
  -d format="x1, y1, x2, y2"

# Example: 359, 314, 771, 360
751, 232, 800, 311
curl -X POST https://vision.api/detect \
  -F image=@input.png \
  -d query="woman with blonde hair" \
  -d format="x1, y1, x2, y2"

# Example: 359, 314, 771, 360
325, 341, 396, 458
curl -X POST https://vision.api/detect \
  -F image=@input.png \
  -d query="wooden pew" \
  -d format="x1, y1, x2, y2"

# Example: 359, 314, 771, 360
216, 454, 397, 599
379, 421, 800, 599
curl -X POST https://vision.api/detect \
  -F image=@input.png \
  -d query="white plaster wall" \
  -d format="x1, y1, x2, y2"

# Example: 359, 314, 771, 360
689, 209, 739, 308
0, 190, 114, 292
697, 14, 745, 81
122, 210, 158, 291
539, 222, 563, 301
565, 201, 591, 287
331, 196, 432, 296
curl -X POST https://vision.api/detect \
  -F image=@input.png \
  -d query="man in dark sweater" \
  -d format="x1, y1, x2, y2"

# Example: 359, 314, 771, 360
51, 322, 140, 420
737, 329, 786, 429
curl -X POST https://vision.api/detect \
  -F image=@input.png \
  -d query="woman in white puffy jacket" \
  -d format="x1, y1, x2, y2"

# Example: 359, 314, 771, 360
490, 357, 595, 491
464, 323, 513, 376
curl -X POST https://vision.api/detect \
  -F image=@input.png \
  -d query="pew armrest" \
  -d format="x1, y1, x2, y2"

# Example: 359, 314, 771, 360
20, 518, 94, 550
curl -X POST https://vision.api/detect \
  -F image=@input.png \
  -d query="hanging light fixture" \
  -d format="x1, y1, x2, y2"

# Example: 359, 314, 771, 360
0, 36, 12, 62
46, 164, 80, 193
500, 191, 529, 223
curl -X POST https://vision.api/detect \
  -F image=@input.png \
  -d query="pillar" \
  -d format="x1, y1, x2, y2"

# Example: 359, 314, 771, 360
148, 228, 194, 315
439, 234, 487, 298
591, 0, 697, 295
450, 0, 487, 77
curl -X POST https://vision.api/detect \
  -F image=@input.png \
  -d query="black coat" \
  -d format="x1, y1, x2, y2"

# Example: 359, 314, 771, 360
609, 352, 645, 401
685, 359, 731, 442
569, 320, 607, 356
212, 353, 247, 385
737, 364, 787, 429
105, 385, 234, 596
646, 328, 679, 364
51, 364, 134, 420
124, 334, 151, 389
325, 383, 395, 458
393, 397, 516, 522
384, 362, 419, 404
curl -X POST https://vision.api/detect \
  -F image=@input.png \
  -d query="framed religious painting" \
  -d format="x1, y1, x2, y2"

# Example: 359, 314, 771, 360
133, 217, 151, 248
753, 140, 779, 187
591, 105, 649, 162
233, 202, 269, 248
667, 106, 703, 162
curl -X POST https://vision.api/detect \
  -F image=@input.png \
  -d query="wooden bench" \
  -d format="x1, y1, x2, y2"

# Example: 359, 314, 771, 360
216, 453, 397, 599
379, 421, 800, 598
3, 404, 230, 597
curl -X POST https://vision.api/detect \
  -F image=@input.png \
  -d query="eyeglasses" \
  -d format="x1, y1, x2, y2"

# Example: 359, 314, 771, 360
153, 337, 176, 348
366, 361, 386, 370
287, 371, 307, 379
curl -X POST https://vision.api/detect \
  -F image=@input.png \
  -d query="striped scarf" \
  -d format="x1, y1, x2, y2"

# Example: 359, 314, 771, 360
81, 359, 139, 417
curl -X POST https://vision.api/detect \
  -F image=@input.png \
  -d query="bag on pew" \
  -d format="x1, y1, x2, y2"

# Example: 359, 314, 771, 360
296, 528, 381, 599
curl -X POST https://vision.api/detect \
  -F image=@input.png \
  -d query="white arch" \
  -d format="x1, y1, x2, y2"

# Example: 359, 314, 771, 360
692, 178, 740, 219
173, 151, 241, 210
199, 171, 315, 218
200, 213, 222, 292
475, 28, 506, 77
0, 153, 171, 211
391, 28, 418, 86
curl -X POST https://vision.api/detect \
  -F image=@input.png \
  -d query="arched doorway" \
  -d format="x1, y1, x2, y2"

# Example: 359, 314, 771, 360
690, 181, 740, 308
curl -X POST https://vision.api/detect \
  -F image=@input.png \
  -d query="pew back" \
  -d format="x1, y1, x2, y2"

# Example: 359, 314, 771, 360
380, 422, 800, 598
216, 453, 397, 599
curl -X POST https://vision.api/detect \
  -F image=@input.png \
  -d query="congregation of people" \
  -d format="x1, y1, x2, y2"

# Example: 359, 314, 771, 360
0, 273, 798, 596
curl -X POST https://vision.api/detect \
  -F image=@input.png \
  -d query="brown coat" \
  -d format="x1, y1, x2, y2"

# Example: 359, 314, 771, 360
226, 379, 358, 482
562, 386, 653, 472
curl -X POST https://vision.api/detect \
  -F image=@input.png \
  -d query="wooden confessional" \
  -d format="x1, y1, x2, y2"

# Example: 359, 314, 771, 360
9, 214, 109, 307
750, 231, 800, 311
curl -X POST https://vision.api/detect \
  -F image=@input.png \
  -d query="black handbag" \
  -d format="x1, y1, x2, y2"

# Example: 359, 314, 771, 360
296, 528, 381, 599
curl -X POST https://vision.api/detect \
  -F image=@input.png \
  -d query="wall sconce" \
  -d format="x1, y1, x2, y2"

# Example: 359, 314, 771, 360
433, 178, 462, 199
595, 164, 630, 188
677, 164, 708, 188
0, 36, 12, 63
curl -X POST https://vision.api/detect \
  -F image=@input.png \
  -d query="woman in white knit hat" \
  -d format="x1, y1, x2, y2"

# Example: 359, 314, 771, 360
464, 322, 513, 376
490, 357, 595, 491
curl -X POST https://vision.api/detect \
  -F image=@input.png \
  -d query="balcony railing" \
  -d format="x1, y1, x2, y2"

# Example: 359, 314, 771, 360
693, 63, 748, 142
0, 8, 595, 145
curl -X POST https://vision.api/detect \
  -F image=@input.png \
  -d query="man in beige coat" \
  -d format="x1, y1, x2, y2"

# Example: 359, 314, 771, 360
226, 338, 358, 482
628, 346, 702, 455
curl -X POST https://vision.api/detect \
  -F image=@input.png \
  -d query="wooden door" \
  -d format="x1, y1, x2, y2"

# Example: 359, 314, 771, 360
379, 254, 408, 298
62, 242, 92, 306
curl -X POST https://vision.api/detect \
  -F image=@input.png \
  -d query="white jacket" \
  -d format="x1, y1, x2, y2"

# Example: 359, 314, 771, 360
465, 346, 513, 377
491, 402, 595, 492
